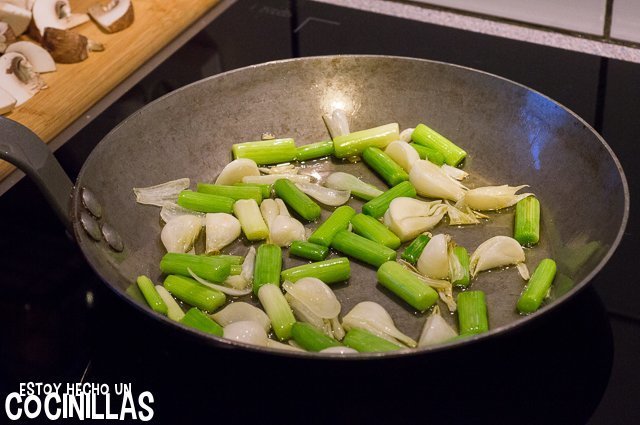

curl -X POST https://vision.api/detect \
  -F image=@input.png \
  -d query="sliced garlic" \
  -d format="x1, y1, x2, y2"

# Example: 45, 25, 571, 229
469, 235, 527, 278
409, 160, 467, 201
384, 140, 420, 172
205, 213, 241, 254
463, 185, 533, 211
258, 163, 298, 175
133, 178, 190, 206
215, 158, 260, 185
160, 215, 203, 253
383, 197, 447, 242
342, 301, 416, 347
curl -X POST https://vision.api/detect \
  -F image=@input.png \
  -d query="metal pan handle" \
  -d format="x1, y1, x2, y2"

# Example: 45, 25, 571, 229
0, 117, 73, 233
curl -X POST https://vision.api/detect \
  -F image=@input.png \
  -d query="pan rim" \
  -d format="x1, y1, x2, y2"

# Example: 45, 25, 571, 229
73, 54, 630, 359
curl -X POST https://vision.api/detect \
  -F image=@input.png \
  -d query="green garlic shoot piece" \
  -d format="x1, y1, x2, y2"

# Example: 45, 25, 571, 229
133, 177, 190, 206
155, 285, 185, 321
223, 246, 256, 290
211, 301, 271, 333
324, 172, 383, 201
383, 197, 447, 242
296, 182, 351, 206
384, 140, 420, 172
161, 215, 203, 253
418, 306, 458, 347
205, 213, 241, 254
463, 185, 533, 211
260, 198, 306, 247
342, 301, 416, 348
469, 235, 529, 279
223, 320, 269, 347
323, 108, 350, 139
215, 158, 260, 185
399, 261, 457, 312
160, 201, 205, 223
242, 173, 312, 185
187, 268, 252, 297
283, 277, 344, 340
409, 160, 467, 202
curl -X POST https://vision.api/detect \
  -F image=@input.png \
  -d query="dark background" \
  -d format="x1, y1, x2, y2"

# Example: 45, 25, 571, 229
1, 1, 638, 423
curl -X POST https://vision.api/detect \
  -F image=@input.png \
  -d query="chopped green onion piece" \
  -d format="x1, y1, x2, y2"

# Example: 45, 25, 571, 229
163, 275, 226, 313
331, 230, 396, 268
281, 257, 351, 284
232, 138, 297, 165
136, 275, 168, 315
362, 181, 417, 218
234, 182, 272, 198
177, 190, 234, 214
343, 328, 403, 352
296, 139, 334, 161
233, 199, 269, 241
253, 244, 283, 294
457, 291, 489, 335
411, 123, 467, 166
325, 172, 383, 201
451, 246, 471, 288
401, 234, 431, 265
197, 183, 262, 203
180, 308, 223, 336
307, 205, 356, 246
408, 143, 446, 166
333, 123, 399, 158
210, 254, 243, 265
291, 322, 342, 352
155, 285, 185, 321
273, 179, 321, 221
229, 265, 242, 275
514, 196, 540, 246
350, 213, 401, 249
257, 284, 296, 341
362, 146, 409, 187
289, 240, 329, 261
517, 259, 557, 314
377, 261, 438, 311
160, 253, 231, 283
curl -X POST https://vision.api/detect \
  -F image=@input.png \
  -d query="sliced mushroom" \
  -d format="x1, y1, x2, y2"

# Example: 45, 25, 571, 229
0, 52, 45, 106
3, 1, 32, 9
32, 0, 89, 37
88, 0, 134, 33
0, 3, 32, 35
42, 27, 103, 63
0, 87, 17, 115
0, 21, 17, 53
6, 41, 56, 73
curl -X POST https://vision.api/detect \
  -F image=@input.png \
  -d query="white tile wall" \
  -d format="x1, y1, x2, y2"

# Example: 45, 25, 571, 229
413, 0, 607, 35
611, 0, 640, 43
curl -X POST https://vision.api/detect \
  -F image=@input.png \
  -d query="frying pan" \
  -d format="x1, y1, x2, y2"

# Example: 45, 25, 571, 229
0, 55, 629, 358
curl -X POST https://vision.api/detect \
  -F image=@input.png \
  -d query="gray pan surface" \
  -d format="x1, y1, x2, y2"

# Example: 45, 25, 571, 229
69, 55, 628, 358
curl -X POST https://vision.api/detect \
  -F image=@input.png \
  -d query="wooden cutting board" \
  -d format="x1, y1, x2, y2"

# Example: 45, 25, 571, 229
0, 0, 221, 182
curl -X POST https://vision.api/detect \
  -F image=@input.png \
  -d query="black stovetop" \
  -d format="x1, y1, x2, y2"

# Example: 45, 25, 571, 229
1, 1, 638, 423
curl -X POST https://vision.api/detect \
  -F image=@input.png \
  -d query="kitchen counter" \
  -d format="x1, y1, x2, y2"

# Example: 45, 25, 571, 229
0, 0, 233, 193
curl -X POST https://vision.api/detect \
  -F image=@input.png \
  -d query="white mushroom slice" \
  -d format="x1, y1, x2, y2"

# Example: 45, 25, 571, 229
0, 21, 17, 53
215, 158, 260, 185
296, 182, 350, 206
223, 321, 269, 347
32, 0, 89, 37
399, 127, 414, 142
417, 234, 450, 280
384, 140, 419, 172
133, 178, 190, 206
160, 215, 203, 253
0, 52, 45, 106
469, 235, 527, 278
0, 87, 17, 115
409, 160, 467, 201
6, 41, 55, 73
284, 278, 343, 340
0, 3, 31, 35
342, 301, 416, 348
418, 306, 457, 347
205, 213, 241, 254
463, 185, 533, 211
211, 302, 271, 333
383, 197, 447, 242
88, 0, 134, 33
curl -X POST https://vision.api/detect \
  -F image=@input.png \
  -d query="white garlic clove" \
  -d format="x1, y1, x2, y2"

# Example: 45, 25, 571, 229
161, 215, 203, 253
296, 182, 350, 206
383, 197, 447, 242
398, 128, 414, 142
342, 301, 416, 348
205, 213, 241, 254
463, 185, 533, 211
417, 234, 450, 279
215, 158, 260, 185
469, 235, 526, 277
211, 302, 271, 332
409, 160, 467, 201
283, 278, 340, 319
260, 198, 280, 229
418, 306, 457, 347
133, 178, 190, 207
223, 321, 269, 347
384, 140, 419, 172
269, 215, 306, 247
